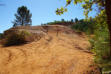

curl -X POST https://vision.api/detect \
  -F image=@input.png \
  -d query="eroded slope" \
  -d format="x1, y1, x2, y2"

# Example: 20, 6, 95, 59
0, 25, 100, 74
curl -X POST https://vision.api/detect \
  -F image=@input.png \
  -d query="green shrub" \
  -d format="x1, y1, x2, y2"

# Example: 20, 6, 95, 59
89, 27, 111, 72
71, 19, 95, 34
2, 30, 34, 46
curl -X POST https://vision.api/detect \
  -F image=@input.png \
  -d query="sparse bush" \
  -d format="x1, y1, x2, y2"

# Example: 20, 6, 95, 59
2, 30, 34, 46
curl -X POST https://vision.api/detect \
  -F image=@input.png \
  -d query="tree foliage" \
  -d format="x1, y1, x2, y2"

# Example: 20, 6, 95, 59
89, 10, 111, 72
56, 0, 105, 17
56, 0, 111, 72
13, 6, 32, 27
75, 18, 79, 23
71, 19, 95, 34
46, 19, 74, 26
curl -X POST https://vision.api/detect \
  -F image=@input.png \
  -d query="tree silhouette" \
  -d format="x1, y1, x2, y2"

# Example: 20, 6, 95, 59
13, 6, 32, 27
61, 19, 65, 22
74, 18, 78, 23
71, 19, 74, 23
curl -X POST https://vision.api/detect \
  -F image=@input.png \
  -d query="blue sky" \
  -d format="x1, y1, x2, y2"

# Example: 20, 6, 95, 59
0, 0, 96, 33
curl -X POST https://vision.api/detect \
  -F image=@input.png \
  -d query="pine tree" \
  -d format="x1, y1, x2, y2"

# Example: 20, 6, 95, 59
13, 6, 32, 27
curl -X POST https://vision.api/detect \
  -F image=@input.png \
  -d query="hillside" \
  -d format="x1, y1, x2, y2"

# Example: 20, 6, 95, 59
0, 25, 100, 74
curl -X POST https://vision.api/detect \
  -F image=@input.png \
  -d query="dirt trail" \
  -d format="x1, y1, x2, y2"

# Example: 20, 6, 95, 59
0, 25, 100, 74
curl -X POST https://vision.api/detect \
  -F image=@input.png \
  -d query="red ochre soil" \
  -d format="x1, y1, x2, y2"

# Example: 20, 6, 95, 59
0, 25, 100, 74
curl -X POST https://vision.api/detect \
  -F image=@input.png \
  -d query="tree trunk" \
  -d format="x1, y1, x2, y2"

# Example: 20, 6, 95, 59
105, 0, 111, 57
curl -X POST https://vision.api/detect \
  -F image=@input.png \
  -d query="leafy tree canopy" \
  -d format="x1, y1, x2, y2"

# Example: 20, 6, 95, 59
56, 0, 105, 17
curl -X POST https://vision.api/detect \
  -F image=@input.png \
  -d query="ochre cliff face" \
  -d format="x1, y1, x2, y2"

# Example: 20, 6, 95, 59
0, 25, 100, 74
